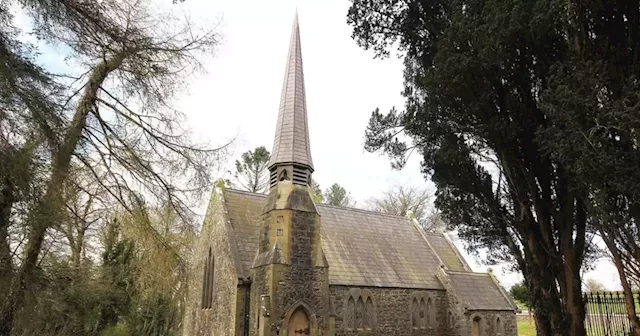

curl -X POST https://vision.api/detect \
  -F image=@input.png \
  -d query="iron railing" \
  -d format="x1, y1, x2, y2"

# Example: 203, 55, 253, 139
583, 292, 638, 336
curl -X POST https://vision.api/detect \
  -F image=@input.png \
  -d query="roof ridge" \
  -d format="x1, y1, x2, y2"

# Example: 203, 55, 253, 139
316, 203, 413, 219
224, 188, 267, 197
224, 188, 414, 220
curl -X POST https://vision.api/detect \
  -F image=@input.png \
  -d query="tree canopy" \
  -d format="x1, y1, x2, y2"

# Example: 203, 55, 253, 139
323, 183, 355, 207
366, 184, 433, 226
232, 146, 271, 193
0, 0, 223, 333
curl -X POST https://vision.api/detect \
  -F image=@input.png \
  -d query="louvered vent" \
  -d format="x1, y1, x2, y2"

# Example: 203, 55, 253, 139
269, 170, 278, 189
292, 166, 308, 186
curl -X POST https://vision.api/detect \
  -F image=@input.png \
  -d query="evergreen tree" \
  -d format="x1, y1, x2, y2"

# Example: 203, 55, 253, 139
323, 183, 355, 207
348, 1, 596, 335
310, 180, 323, 203
232, 146, 271, 193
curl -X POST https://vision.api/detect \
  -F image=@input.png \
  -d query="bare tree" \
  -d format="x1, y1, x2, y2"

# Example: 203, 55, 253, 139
366, 184, 433, 225
59, 167, 110, 267
0, 0, 226, 332
584, 278, 606, 293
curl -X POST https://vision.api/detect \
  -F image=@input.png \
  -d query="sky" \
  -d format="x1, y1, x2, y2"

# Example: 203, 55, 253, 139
15, 0, 619, 290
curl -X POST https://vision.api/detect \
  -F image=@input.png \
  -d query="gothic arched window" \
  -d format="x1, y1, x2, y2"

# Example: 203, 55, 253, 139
419, 298, 426, 328
427, 297, 435, 327
345, 289, 376, 332
411, 298, 419, 327
449, 311, 454, 329
356, 297, 364, 329
201, 247, 214, 309
496, 316, 504, 336
365, 297, 374, 330
345, 297, 355, 329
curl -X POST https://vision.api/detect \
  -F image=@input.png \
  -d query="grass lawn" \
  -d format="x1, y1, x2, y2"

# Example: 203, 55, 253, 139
517, 320, 536, 336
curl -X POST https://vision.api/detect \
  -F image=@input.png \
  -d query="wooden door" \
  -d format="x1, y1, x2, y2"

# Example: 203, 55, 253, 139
472, 317, 481, 336
288, 308, 310, 335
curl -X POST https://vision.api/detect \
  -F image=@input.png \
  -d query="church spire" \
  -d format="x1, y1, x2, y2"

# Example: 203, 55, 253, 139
268, 13, 314, 188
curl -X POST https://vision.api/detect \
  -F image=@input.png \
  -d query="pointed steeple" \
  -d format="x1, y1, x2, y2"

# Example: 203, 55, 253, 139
268, 13, 314, 188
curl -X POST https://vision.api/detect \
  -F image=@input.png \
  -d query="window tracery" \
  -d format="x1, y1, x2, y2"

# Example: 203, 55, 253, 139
344, 289, 376, 331
411, 292, 436, 329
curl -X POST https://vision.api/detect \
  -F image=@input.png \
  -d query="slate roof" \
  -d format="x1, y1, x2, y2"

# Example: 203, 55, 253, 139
424, 232, 469, 271
223, 189, 443, 289
268, 12, 313, 170
446, 271, 516, 311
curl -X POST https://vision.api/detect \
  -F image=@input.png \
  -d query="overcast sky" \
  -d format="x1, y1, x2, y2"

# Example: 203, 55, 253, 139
18, 0, 619, 290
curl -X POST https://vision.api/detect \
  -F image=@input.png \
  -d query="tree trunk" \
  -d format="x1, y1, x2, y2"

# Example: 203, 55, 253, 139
0, 180, 14, 299
0, 53, 125, 335
70, 226, 85, 268
604, 233, 640, 336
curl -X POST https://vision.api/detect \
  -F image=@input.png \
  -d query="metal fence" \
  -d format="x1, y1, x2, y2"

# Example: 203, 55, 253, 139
583, 292, 638, 336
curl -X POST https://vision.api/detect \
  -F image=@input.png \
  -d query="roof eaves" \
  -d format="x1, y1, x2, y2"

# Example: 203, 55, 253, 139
220, 188, 248, 280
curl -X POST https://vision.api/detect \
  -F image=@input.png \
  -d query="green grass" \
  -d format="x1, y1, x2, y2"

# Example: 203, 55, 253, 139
518, 316, 633, 336
517, 320, 536, 336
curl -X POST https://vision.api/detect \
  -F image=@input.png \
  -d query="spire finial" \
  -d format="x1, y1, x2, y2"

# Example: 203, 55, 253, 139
267, 13, 314, 188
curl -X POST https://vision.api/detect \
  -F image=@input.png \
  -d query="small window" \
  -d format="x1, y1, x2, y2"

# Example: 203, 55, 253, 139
449, 311, 454, 328
412, 298, 419, 327
496, 316, 504, 336
276, 228, 284, 236
345, 297, 355, 329
365, 297, 374, 330
200, 247, 215, 309
419, 298, 426, 328
356, 297, 364, 329
427, 297, 435, 327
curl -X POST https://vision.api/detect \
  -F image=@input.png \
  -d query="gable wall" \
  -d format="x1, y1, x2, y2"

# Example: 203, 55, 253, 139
183, 189, 241, 336
330, 285, 451, 336
436, 269, 517, 336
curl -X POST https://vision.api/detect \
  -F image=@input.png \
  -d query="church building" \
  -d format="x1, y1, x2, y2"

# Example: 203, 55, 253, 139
183, 14, 518, 336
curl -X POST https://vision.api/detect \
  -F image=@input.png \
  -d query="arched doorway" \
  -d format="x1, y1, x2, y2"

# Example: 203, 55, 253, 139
288, 307, 310, 335
472, 316, 482, 336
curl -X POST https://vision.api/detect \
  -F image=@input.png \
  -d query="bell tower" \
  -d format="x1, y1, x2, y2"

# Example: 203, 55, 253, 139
250, 13, 333, 336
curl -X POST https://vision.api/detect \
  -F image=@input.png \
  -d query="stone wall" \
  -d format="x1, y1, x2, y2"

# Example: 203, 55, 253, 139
330, 286, 449, 336
183, 189, 240, 336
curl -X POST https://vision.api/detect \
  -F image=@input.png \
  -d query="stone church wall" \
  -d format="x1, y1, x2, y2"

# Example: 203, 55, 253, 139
183, 189, 241, 336
330, 286, 450, 336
